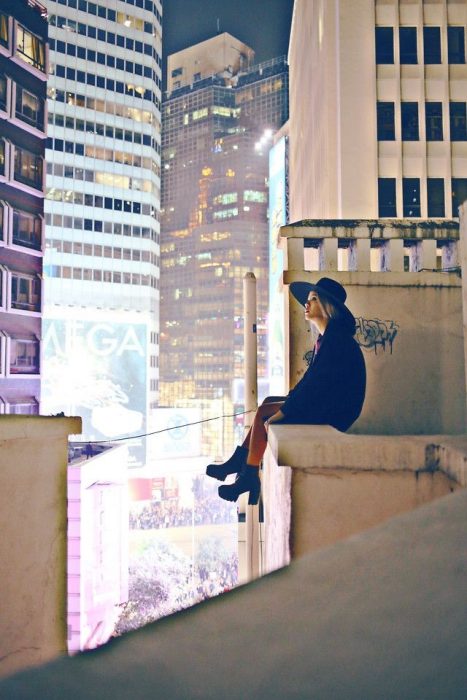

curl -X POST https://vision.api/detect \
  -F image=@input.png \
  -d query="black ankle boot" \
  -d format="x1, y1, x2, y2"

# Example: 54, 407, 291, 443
218, 465, 261, 505
206, 445, 248, 481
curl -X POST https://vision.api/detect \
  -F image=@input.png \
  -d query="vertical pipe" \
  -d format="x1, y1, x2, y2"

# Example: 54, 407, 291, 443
243, 272, 260, 581
458, 203, 467, 413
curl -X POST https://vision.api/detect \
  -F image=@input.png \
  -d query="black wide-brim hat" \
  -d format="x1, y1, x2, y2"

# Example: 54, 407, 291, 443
289, 277, 355, 326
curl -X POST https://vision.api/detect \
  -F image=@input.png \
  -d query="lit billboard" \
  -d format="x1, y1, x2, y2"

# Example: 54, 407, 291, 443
42, 313, 147, 467
268, 136, 288, 395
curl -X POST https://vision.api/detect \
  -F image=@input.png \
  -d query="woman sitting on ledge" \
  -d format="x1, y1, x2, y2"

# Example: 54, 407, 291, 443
206, 277, 367, 505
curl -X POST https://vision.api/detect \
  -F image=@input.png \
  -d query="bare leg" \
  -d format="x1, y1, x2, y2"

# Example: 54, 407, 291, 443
242, 396, 285, 449
245, 401, 284, 466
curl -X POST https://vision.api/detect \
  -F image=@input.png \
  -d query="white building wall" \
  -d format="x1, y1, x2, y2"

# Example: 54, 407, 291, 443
288, 0, 467, 221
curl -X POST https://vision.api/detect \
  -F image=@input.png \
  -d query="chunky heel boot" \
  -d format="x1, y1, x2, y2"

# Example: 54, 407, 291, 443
218, 465, 261, 505
206, 445, 248, 481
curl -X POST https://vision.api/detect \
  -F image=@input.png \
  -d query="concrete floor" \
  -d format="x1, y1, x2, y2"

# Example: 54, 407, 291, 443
1, 488, 466, 699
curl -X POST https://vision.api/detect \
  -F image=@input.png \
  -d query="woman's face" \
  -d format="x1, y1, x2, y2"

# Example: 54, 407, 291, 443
304, 291, 327, 323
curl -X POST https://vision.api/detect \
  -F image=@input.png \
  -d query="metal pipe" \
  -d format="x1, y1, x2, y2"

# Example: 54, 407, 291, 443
243, 272, 260, 581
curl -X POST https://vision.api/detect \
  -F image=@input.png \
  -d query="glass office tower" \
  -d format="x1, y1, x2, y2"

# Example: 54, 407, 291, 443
160, 37, 288, 457
42, 0, 162, 466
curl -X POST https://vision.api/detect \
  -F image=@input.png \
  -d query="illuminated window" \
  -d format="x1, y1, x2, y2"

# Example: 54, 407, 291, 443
0, 139, 5, 177
213, 193, 237, 205
15, 86, 44, 129
14, 147, 43, 190
211, 106, 231, 117
0, 12, 8, 48
9, 337, 39, 374
213, 207, 238, 220
11, 273, 41, 311
244, 190, 267, 203
12, 210, 42, 250
192, 108, 208, 121
16, 24, 45, 72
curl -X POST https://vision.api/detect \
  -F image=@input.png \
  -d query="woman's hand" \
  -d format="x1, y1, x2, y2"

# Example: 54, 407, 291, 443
264, 410, 285, 431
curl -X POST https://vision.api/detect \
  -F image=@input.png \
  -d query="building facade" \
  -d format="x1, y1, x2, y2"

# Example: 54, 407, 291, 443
160, 35, 288, 456
0, 0, 48, 415
288, 0, 467, 222
41, 0, 162, 465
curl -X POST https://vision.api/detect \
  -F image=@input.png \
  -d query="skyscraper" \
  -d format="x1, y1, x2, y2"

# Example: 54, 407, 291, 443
288, 0, 467, 222
42, 0, 162, 465
0, 0, 48, 415
160, 34, 288, 456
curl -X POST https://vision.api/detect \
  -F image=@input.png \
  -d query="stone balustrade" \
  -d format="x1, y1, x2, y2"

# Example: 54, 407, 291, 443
280, 218, 460, 274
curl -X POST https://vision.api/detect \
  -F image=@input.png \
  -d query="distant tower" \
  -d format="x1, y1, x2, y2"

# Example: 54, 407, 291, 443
160, 34, 288, 455
0, 0, 48, 415
41, 0, 162, 466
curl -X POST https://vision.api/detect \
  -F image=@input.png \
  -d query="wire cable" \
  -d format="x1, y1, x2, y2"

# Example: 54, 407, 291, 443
72, 409, 255, 445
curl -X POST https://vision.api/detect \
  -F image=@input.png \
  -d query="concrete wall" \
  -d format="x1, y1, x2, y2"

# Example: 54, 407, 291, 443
287, 270, 465, 434
263, 425, 465, 572
0, 415, 81, 678
288, 0, 377, 220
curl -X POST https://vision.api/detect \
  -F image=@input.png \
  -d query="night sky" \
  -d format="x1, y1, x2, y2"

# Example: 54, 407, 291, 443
162, 0, 294, 88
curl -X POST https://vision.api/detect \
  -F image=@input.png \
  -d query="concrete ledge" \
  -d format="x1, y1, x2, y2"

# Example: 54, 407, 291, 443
0, 415, 82, 443
1, 489, 466, 699
263, 426, 466, 570
267, 425, 467, 477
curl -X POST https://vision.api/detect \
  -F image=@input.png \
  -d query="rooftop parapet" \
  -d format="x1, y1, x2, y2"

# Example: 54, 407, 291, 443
278, 217, 465, 435
280, 218, 460, 274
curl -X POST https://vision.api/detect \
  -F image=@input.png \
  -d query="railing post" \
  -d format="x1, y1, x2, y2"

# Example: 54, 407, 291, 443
319, 237, 338, 271
285, 237, 304, 270
381, 239, 404, 271
349, 238, 371, 271
415, 239, 437, 271
243, 272, 260, 581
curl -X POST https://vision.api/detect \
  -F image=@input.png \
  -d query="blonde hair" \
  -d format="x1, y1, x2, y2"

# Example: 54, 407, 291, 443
317, 294, 343, 322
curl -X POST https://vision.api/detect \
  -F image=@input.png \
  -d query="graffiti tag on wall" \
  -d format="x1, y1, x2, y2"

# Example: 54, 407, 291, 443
355, 317, 399, 354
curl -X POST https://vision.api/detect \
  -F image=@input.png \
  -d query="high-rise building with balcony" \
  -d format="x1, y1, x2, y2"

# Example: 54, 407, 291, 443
160, 34, 288, 455
0, 0, 48, 415
41, 0, 162, 466
288, 0, 467, 222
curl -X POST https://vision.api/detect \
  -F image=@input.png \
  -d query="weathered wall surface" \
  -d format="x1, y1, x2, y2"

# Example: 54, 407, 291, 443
287, 271, 465, 434
0, 416, 81, 678
263, 426, 466, 573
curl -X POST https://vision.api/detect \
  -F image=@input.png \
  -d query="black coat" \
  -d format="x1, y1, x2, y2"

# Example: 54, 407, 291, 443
281, 319, 366, 432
